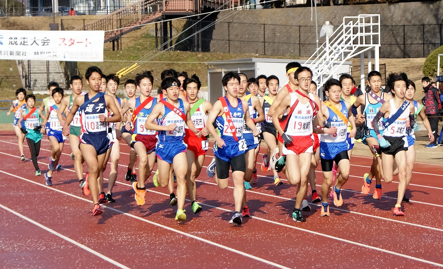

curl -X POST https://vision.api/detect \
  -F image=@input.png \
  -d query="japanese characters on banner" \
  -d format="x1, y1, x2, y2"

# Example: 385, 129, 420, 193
0, 30, 104, 62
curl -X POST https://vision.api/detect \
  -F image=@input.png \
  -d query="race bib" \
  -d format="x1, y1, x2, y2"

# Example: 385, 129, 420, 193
167, 122, 185, 137
265, 108, 272, 123
26, 118, 39, 129
84, 114, 107, 133
137, 117, 157, 135
201, 140, 209, 150
253, 136, 259, 144
238, 139, 247, 151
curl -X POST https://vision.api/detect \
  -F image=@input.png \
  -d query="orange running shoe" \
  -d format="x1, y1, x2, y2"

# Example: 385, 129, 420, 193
261, 154, 269, 172
80, 173, 90, 196
133, 181, 146, 206
311, 192, 321, 203
320, 203, 330, 217
393, 206, 404, 216
332, 187, 343, 207
373, 188, 382, 200
362, 173, 371, 194
242, 206, 250, 217
251, 172, 258, 184
98, 192, 106, 204
92, 204, 103, 216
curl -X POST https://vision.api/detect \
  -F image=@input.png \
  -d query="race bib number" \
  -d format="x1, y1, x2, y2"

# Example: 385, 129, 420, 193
201, 140, 209, 150
253, 136, 259, 144
238, 139, 247, 151
85, 115, 107, 132
26, 120, 39, 129
72, 111, 81, 127
137, 117, 156, 135
14, 110, 22, 118
167, 123, 185, 136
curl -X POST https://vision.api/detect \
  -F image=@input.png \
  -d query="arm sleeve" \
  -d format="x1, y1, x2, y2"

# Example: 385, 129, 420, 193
351, 104, 359, 116
372, 111, 384, 135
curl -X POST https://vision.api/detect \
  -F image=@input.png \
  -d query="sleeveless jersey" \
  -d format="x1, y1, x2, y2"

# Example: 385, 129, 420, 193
188, 100, 207, 131
80, 94, 108, 135
345, 95, 356, 132
243, 95, 258, 134
69, 94, 82, 127
263, 97, 273, 125
408, 100, 421, 138
158, 99, 185, 142
385, 99, 409, 138
364, 92, 384, 130
48, 105, 63, 131
215, 97, 245, 144
285, 92, 315, 136
133, 97, 157, 135
320, 101, 348, 143
13, 100, 27, 119
24, 108, 40, 129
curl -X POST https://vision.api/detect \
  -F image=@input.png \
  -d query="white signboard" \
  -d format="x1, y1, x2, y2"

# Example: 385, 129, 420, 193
0, 30, 104, 62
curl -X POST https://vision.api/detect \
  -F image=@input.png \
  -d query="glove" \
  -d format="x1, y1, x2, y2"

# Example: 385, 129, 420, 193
282, 133, 293, 145
323, 120, 331, 128
379, 137, 391, 148
33, 126, 42, 132
413, 123, 419, 132
20, 128, 28, 134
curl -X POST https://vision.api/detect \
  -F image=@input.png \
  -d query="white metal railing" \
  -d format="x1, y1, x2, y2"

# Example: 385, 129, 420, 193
306, 14, 380, 90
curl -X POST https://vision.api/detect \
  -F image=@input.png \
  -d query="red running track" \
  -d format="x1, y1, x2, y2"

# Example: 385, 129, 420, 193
1, 131, 443, 268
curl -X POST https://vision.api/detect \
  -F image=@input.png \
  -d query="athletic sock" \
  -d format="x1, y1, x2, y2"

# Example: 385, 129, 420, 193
366, 176, 372, 184
335, 185, 341, 196
292, 208, 300, 213
170, 193, 176, 199
376, 184, 382, 189
321, 202, 328, 211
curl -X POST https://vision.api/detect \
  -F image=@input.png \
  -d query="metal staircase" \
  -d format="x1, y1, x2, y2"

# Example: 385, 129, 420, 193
306, 14, 381, 90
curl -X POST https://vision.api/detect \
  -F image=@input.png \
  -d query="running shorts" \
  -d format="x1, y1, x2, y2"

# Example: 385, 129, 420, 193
215, 154, 246, 179
380, 136, 408, 156
131, 134, 157, 154
243, 133, 259, 152
47, 129, 66, 143
347, 133, 355, 150
320, 141, 348, 160
262, 122, 277, 137
320, 150, 349, 172
407, 135, 415, 147
363, 129, 382, 146
282, 135, 314, 155
184, 134, 208, 157
312, 133, 320, 153
80, 132, 109, 155
213, 140, 246, 163
156, 141, 187, 164
70, 126, 81, 137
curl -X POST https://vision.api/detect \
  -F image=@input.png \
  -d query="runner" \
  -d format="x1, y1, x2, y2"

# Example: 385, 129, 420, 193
17, 94, 46, 176
352, 71, 392, 200
393, 80, 434, 202
339, 74, 357, 158
62, 66, 121, 216
57, 76, 86, 194
121, 79, 138, 183
372, 73, 415, 216
183, 74, 212, 214
260, 75, 283, 186
39, 82, 59, 132
256, 74, 267, 97
206, 72, 259, 225
270, 67, 322, 222
97, 74, 122, 203
177, 71, 188, 99
41, 87, 66, 186
120, 71, 157, 206
145, 76, 200, 221
316, 79, 356, 217
7, 88, 27, 161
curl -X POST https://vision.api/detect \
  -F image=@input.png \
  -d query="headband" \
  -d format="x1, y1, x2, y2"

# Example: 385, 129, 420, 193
287, 67, 298, 75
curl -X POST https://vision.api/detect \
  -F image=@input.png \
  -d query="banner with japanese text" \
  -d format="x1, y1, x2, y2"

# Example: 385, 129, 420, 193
0, 30, 104, 62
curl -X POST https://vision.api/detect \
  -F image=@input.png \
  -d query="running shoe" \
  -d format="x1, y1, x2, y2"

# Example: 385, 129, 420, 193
362, 173, 371, 194
244, 181, 252, 190
332, 187, 343, 207
70, 153, 75, 160
292, 210, 306, 222
35, 170, 41, 176
56, 164, 62, 172
274, 177, 283, 186
169, 193, 177, 206
206, 158, 216, 178
402, 195, 410, 203
132, 181, 146, 206
153, 170, 159, 187
130, 173, 137, 183
311, 192, 321, 203
125, 167, 132, 181
80, 173, 91, 196
48, 158, 55, 171
274, 156, 286, 173
393, 206, 405, 216
229, 212, 242, 225
269, 148, 279, 170
320, 203, 330, 217
98, 192, 106, 204
373, 188, 382, 200
250, 172, 258, 184
192, 201, 202, 214
106, 193, 115, 203
242, 206, 250, 217
92, 204, 103, 216
261, 154, 269, 172
175, 209, 186, 221
301, 199, 311, 212
20, 154, 25, 161
44, 172, 52, 186
425, 143, 438, 148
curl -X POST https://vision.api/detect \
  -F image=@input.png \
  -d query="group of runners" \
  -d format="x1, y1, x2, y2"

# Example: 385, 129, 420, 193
8, 62, 433, 225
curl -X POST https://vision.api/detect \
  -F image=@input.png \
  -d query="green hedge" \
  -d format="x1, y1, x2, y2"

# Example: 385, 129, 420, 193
423, 45, 443, 77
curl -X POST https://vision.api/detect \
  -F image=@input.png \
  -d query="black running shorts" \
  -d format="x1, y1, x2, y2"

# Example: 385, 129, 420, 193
380, 136, 408, 156
215, 154, 246, 179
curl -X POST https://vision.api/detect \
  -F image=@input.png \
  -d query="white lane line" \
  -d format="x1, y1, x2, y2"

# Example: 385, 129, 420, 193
0, 170, 290, 269
0, 203, 130, 269
1, 168, 443, 268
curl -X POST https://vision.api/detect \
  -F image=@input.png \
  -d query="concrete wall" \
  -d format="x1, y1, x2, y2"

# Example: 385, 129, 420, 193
204, 1, 443, 57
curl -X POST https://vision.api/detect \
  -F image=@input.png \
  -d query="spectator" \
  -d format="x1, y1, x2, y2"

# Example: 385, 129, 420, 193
69, 7, 75, 16
422, 77, 441, 148
431, 81, 437, 88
